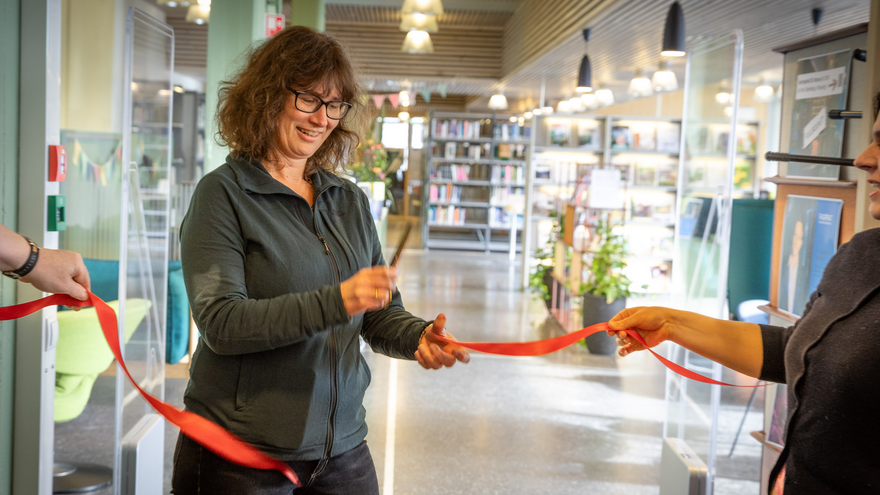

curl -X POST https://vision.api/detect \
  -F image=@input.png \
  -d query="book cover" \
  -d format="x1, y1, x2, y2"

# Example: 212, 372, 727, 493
777, 195, 843, 316
549, 121, 571, 146
633, 127, 656, 151
656, 123, 680, 152
634, 160, 657, 186
657, 163, 677, 186
577, 120, 600, 148
611, 126, 631, 150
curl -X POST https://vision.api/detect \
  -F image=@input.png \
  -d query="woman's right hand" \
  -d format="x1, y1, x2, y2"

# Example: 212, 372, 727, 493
606, 307, 678, 357
340, 266, 398, 316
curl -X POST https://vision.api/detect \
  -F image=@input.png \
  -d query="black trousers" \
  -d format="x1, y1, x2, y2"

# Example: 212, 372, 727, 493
171, 433, 380, 495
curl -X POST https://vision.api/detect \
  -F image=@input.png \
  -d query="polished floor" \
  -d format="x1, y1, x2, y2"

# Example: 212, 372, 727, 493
55, 246, 765, 494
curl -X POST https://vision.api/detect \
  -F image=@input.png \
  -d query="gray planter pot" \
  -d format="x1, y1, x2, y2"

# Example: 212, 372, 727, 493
582, 293, 626, 355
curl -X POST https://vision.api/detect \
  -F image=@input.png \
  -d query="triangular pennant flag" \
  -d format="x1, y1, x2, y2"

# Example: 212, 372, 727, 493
72, 140, 82, 167
371, 94, 386, 109
436, 83, 447, 98
387, 93, 399, 108
420, 90, 432, 103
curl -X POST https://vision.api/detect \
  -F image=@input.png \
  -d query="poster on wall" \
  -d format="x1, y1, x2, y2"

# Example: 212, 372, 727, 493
777, 195, 842, 316
785, 49, 852, 179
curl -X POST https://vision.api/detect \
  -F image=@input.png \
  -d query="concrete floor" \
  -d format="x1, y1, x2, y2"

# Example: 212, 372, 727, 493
54, 245, 764, 494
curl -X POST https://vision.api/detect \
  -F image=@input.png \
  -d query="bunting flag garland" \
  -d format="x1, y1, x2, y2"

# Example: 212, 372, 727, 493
419, 90, 432, 104
371, 94, 386, 109
436, 83, 447, 98
367, 83, 449, 109
67, 138, 123, 186
387, 93, 399, 108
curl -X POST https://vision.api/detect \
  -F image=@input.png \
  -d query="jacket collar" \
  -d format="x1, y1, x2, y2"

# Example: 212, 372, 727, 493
226, 154, 346, 198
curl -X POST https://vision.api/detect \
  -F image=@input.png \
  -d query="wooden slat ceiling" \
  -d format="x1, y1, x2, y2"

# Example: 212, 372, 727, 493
501, 0, 871, 107
162, 5, 207, 71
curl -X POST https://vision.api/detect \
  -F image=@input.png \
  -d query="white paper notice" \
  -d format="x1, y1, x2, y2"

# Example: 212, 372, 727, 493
589, 169, 624, 209
795, 67, 846, 100
803, 108, 827, 149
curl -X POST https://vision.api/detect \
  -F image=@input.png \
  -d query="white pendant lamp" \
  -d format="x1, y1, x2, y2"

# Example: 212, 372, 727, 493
401, 30, 434, 54
186, 1, 210, 24
398, 90, 411, 107
399, 13, 439, 33
628, 69, 653, 98
398, 111, 410, 122
594, 83, 615, 106
651, 61, 678, 92
401, 0, 444, 16
754, 80, 775, 102
488, 93, 509, 110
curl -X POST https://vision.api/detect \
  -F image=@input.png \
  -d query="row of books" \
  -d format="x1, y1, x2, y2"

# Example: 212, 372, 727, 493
490, 165, 524, 184
494, 123, 530, 142
430, 164, 490, 181
610, 123, 680, 152
427, 205, 468, 225
428, 184, 465, 203
495, 143, 528, 160
439, 141, 492, 160
488, 208, 523, 229
434, 119, 488, 139
490, 186, 524, 205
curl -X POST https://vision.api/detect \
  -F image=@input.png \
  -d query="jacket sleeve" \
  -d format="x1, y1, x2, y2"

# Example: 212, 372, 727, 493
759, 289, 820, 383
357, 194, 429, 360
180, 173, 351, 355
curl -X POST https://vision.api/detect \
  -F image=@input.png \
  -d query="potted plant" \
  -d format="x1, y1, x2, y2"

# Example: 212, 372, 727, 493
347, 139, 392, 203
579, 218, 633, 355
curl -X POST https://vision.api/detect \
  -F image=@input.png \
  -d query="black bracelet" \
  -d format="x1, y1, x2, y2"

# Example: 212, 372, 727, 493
2, 236, 40, 280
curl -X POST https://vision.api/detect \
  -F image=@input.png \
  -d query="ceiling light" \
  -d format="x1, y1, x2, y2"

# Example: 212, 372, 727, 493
401, 0, 444, 16
509, 116, 518, 123
488, 94, 508, 110
532, 108, 542, 116
594, 83, 614, 106
651, 61, 678, 92
399, 90, 411, 107
724, 106, 733, 117
628, 69, 653, 98
185, 4, 209, 24
716, 84, 731, 104
581, 92, 596, 107
523, 111, 533, 119
557, 99, 571, 113
661, 1, 686, 57
575, 29, 592, 93
754, 81, 775, 102
399, 13, 439, 33
398, 111, 410, 122
541, 106, 554, 114
568, 96, 584, 112
401, 30, 434, 54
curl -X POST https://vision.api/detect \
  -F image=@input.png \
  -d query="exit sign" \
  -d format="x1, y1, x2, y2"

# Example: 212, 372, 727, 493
265, 14, 285, 37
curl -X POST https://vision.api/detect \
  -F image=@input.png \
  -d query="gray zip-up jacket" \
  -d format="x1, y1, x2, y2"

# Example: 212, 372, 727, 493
180, 155, 428, 461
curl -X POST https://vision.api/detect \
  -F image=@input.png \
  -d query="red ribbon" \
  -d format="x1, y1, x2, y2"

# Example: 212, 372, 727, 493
437, 323, 765, 388
0, 293, 300, 486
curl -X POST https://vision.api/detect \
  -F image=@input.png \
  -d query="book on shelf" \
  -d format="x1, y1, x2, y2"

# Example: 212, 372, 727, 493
657, 164, 677, 187
490, 165, 524, 184
549, 121, 571, 146
611, 125, 632, 150
634, 160, 657, 186
444, 142, 457, 159
434, 119, 482, 139
428, 205, 467, 225
655, 122, 680, 152
736, 127, 757, 155
633, 127, 656, 151
577, 120, 601, 149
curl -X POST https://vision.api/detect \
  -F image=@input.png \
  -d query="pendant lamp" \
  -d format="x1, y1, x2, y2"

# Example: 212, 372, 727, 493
754, 80, 775, 102
661, 1, 685, 57
628, 69, 653, 98
401, 0, 444, 16
401, 30, 434, 54
400, 13, 439, 33
594, 83, 614, 106
576, 29, 592, 93
488, 94, 509, 110
651, 61, 678, 92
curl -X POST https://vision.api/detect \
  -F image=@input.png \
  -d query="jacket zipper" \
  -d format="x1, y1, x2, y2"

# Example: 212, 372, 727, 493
312, 208, 340, 480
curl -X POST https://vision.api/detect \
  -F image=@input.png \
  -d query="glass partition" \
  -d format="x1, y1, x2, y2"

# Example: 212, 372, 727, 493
666, 30, 744, 495
114, 7, 173, 492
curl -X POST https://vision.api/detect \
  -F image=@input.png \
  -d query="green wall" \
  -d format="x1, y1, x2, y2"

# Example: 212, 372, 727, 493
0, 0, 19, 491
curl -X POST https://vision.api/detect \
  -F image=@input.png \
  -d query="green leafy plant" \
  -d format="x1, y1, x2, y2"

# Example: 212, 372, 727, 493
348, 139, 391, 189
528, 211, 562, 302
579, 219, 633, 304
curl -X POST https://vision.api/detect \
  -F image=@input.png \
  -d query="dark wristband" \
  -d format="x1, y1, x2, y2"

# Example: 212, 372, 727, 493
3, 236, 40, 280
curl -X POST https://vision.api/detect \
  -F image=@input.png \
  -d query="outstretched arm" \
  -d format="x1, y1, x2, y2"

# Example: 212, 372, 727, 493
1, 224, 91, 301
608, 307, 764, 378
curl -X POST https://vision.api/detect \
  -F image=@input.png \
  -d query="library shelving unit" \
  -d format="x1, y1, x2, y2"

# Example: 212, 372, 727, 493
525, 114, 685, 295
423, 112, 531, 252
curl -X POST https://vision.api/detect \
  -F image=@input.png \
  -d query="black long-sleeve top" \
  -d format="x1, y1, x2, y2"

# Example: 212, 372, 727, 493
759, 228, 880, 494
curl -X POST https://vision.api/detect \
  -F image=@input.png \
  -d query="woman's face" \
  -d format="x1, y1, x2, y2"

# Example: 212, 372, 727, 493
854, 111, 880, 220
274, 85, 341, 164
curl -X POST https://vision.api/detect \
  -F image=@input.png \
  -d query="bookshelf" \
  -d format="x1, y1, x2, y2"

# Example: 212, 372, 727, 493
423, 112, 530, 252
526, 114, 683, 295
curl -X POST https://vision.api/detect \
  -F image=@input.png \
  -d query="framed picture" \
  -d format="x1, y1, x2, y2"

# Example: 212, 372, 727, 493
611, 125, 632, 150
656, 122, 680, 153
577, 120, 601, 148
785, 49, 853, 180
634, 160, 657, 186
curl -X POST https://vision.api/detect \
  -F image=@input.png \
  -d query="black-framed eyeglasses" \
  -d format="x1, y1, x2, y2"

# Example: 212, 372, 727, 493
290, 90, 353, 120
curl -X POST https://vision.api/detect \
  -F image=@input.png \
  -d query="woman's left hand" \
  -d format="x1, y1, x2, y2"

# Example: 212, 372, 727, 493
415, 313, 470, 369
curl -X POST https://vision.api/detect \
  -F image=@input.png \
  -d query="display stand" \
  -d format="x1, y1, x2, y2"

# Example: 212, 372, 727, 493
754, 22, 875, 493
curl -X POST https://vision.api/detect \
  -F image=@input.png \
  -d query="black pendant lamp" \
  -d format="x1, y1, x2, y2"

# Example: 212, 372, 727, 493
576, 28, 592, 92
661, 1, 685, 57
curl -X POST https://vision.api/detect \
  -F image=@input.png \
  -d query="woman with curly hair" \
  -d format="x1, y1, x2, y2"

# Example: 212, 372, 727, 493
172, 26, 469, 494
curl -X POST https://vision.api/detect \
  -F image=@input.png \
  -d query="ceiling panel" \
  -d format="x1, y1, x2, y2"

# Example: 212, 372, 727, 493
162, 5, 208, 71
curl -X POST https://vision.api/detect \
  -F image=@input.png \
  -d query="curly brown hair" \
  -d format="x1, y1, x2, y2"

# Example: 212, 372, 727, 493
215, 26, 367, 176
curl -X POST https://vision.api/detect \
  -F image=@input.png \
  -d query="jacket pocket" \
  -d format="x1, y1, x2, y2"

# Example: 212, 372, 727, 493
234, 354, 252, 410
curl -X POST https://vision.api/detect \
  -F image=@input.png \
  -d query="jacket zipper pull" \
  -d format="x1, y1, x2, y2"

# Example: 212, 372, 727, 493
318, 235, 331, 255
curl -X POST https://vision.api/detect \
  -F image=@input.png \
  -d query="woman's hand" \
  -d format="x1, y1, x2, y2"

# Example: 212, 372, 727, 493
340, 266, 397, 316
415, 313, 470, 369
22, 248, 91, 302
606, 307, 678, 357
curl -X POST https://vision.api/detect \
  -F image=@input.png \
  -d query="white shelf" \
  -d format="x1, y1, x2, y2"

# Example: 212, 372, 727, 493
428, 201, 490, 207
432, 136, 493, 143
611, 149, 679, 156
431, 157, 526, 165
534, 146, 603, 153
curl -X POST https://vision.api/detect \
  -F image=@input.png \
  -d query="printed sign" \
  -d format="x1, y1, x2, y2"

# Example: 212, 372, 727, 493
795, 66, 846, 100
802, 107, 826, 149
265, 14, 285, 37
